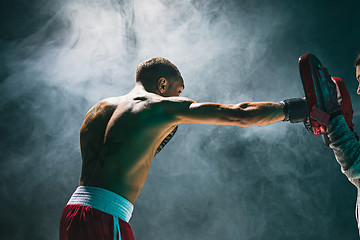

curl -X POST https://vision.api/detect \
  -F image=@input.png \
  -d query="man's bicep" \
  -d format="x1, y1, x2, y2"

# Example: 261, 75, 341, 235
159, 96, 246, 125
175, 101, 241, 125
178, 102, 219, 123
157, 97, 194, 123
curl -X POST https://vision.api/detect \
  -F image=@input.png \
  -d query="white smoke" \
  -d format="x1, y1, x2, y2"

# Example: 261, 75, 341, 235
1, 0, 360, 239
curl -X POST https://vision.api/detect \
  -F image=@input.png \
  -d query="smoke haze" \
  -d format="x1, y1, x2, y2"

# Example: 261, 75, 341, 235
1, 0, 360, 239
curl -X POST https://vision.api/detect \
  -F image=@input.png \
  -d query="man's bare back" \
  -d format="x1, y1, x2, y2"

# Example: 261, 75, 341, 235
79, 87, 183, 204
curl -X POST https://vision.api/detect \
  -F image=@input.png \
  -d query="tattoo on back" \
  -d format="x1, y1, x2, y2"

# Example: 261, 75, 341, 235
83, 140, 106, 167
83, 137, 124, 167
103, 137, 124, 158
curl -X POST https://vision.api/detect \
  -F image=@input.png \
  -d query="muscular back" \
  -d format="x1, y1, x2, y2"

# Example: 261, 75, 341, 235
79, 92, 179, 204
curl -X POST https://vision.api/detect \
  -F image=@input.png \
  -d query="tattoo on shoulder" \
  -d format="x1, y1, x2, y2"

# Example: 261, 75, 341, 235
82, 137, 123, 167
84, 102, 104, 124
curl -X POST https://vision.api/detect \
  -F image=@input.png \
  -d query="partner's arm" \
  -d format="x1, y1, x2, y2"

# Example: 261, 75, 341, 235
327, 115, 360, 183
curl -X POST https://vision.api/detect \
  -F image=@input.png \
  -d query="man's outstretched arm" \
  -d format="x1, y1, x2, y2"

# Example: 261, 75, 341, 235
161, 97, 306, 127
179, 100, 284, 127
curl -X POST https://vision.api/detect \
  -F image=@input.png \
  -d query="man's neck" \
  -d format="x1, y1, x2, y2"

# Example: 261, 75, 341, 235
131, 83, 160, 96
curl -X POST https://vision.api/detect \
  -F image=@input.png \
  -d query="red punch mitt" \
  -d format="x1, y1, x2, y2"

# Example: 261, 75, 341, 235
299, 53, 341, 135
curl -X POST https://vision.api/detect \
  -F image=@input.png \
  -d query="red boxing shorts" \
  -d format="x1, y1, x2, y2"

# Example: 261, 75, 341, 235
59, 186, 135, 240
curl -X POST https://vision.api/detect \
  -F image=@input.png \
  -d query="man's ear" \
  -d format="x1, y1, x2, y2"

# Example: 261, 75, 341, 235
157, 77, 168, 94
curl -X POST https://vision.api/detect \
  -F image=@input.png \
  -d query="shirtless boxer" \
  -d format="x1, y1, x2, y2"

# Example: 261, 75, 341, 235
299, 53, 360, 234
59, 57, 307, 240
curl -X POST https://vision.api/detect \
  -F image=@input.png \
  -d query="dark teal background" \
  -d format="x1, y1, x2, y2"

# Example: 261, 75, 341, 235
1, 0, 360, 239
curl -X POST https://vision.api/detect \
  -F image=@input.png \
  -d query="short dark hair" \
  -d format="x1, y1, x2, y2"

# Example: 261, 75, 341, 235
135, 57, 182, 89
355, 54, 360, 67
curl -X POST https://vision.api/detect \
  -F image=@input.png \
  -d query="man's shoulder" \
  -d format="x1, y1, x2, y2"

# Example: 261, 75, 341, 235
150, 95, 195, 105
100, 96, 126, 105
146, 96, 195, 115
94, 96, 132, 112
99, 93, 196, 117
125, 91, 194, 106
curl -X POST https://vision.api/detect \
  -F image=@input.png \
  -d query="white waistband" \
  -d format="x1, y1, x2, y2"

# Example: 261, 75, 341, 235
67, 186, 134, 223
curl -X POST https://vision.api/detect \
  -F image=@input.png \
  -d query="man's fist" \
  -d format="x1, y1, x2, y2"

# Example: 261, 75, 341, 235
280, 98, 308, 123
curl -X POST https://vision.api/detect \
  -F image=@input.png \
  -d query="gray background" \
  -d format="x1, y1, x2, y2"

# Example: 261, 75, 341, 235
1, 0, 360, 239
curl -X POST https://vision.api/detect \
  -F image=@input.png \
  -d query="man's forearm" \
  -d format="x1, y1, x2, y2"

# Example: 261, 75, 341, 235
327, 115, 360, 182
236, 102, 285, 127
